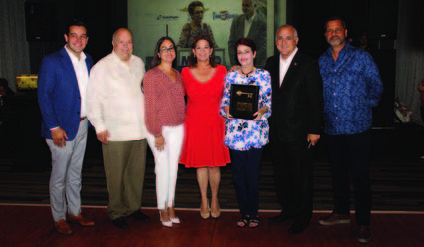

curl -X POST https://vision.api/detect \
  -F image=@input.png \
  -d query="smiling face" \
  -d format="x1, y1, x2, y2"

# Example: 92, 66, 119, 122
325, 20, 347, 48
64, 25, 88, 58
275, 26, 298, 59
158, 39, 176, 63
237, 44, 256, 67
193, 39, 212, 62
112, 29, 133, 62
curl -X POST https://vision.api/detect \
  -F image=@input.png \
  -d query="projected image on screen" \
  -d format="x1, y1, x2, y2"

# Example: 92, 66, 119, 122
129, 0, 272, 69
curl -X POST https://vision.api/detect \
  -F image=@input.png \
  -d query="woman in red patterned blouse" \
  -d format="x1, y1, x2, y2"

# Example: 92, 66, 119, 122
144, 37, 186, 228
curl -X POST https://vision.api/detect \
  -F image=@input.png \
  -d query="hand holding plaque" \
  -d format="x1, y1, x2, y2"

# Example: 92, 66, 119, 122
229, 84, 259, 120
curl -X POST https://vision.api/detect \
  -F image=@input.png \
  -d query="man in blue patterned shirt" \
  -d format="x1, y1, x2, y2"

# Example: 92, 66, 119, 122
317, 16, 383, 244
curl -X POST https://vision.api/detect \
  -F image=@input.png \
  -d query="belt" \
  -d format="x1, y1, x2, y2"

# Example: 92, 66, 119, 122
80, 117, 87, 121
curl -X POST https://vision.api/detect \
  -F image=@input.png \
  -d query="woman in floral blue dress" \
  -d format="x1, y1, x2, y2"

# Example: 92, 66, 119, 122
220, 38, 271, 228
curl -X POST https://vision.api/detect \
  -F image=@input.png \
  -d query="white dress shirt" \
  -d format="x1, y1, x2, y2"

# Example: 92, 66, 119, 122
86, 51, 147, 141
244, 12, 256, 37
65, 45, 89, 117
279, 47, 298, 87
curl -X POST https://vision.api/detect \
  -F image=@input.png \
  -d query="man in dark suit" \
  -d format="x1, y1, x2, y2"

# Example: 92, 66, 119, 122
228, 0, 267, 67
265, 25, 323, 234
38, 19, 95, 235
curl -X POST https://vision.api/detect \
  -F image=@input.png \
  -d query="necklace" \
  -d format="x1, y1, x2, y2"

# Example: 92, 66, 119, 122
241, 67, 254, 77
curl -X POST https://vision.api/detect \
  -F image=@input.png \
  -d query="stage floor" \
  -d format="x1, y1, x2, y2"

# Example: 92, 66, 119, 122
1, 204, 424, 247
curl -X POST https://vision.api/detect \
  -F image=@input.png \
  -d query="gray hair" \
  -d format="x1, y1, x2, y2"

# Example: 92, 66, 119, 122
276, 24, 298, 38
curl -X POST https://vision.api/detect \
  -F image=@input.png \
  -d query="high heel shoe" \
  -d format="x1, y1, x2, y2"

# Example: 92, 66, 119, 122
200, 201, 211, 220
159, 210, 172, 228
211, 207, 221, 219
168, 207, 180, 224
211, 201, 221, 219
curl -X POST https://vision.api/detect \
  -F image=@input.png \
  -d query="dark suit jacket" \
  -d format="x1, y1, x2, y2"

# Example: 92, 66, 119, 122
38, 47, 93, 140
228, 13, 267, 67
265, 50, 323, 142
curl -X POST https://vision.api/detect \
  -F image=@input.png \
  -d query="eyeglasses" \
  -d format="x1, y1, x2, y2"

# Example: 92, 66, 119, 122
160, 47, 175, 53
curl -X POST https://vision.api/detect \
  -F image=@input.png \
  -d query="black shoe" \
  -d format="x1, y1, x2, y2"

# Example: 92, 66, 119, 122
357, 225, 371, 244
130, 210, 150, 221
288, 224, 307, 234
112, 217, 128, 229
269, 212, 291, 223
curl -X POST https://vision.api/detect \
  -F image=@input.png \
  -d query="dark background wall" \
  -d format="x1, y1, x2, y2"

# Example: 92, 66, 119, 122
26, 0, 127, 74
24, 0, 399, 127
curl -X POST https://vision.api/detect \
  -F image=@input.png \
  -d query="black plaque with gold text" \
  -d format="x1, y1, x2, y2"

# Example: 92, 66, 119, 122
229, 84, 259, 120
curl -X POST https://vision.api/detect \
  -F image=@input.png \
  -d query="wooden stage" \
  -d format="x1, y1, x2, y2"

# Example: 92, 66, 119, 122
1, 124, 424, 246
1, 204, 424, 247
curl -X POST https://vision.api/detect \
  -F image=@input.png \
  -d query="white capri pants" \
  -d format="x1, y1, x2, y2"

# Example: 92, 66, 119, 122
146, 124, 184, 209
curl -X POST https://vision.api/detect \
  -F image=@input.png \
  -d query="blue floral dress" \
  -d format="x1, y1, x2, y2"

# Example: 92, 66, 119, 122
220, 69, 272, 151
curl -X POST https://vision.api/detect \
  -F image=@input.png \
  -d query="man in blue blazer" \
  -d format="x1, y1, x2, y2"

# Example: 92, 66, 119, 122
38, 19, 95, 235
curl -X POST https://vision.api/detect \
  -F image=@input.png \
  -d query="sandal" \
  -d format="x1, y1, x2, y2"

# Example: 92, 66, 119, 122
248, 217, 260, 228
236, 216, 249, 228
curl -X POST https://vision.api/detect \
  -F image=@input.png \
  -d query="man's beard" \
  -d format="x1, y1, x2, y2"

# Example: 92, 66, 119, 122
328, 36, 344, 46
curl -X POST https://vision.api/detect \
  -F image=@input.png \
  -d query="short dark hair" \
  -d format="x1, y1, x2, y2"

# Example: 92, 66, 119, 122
188, 35, 217, 68
150, 37, 178, 69
65, 18, 88, 36
234, 38, 257, 66
0, 78, 14, 96
0, 78, 9, 88
324, 16, 347, 31
188, 1, 204, 15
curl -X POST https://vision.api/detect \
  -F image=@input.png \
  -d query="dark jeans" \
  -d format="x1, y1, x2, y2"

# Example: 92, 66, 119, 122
230, 147, 264, 218
327, 130, 372, 226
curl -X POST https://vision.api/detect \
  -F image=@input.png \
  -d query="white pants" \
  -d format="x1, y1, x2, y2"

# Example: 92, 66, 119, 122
146, 124, 184, 209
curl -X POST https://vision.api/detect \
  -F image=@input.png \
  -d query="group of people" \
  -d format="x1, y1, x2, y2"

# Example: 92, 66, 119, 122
38, 15, 382, 245
178, 0, 267, 67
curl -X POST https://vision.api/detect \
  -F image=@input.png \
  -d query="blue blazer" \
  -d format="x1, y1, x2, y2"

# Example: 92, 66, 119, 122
38, 47, 93, 140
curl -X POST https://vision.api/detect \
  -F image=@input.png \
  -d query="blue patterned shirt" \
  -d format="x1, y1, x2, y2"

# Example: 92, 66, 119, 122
220, 69, 272, 151
319, 43, 383, 135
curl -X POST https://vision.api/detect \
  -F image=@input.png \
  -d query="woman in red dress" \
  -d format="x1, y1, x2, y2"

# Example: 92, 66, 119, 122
179, 36, 230, 219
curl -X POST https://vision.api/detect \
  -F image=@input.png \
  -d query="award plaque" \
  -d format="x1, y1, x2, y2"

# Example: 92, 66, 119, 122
229, 84, 259, 120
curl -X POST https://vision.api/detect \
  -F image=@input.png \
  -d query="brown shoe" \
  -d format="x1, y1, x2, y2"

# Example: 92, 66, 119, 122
55, 219, 72, 235
318, 212, 350, 226
357, 225, 371, 244
67, 213, 95, 227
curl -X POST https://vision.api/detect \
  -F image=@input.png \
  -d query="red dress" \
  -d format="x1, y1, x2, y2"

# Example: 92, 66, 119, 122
179, 65, 230, 167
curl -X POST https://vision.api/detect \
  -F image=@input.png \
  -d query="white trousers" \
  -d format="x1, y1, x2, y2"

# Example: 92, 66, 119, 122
46, 119, 88, 222
146, 124, 184, 209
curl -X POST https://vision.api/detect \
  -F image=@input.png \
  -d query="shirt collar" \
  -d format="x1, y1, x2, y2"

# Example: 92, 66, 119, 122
327, 42, 352, 56
245, 12, 256, 21
280, 47, 298, 64
64, 45, 86, 62
111, 50, 133, 65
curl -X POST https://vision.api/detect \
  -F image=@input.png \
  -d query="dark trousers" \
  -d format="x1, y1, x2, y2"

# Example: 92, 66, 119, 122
230, 147, 264, 217
270, 136, 314, 227
420, 106, 424, 122
327, 130, 372, 226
